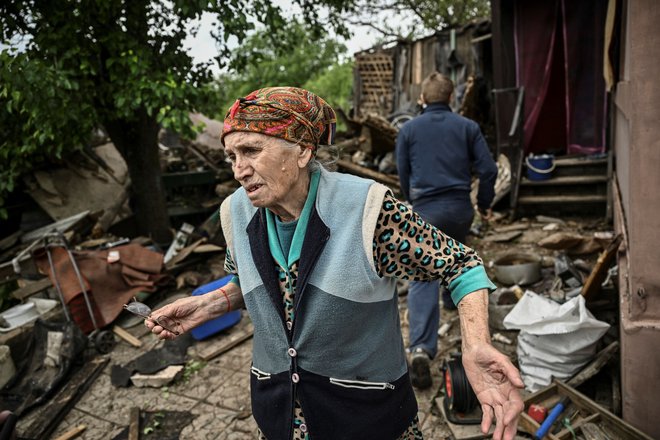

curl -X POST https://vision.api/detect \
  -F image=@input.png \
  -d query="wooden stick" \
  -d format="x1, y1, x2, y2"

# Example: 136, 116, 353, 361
199, 329, 254, 361
581, 234, 623, 301
53, 425, 86, 440
128, 407, 140, 440
567, 341, 619, 388
113, 325, 142, 348
186, 144, 222, 173
334, 137, 367, 154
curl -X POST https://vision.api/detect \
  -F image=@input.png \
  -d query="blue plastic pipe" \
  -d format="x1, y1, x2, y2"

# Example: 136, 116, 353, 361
534, 397, 570, 439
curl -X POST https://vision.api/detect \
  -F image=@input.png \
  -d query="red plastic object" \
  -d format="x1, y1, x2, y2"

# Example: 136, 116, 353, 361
527, 404, 547, 424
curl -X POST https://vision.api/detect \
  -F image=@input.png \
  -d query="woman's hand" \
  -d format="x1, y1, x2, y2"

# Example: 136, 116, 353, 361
462, 343, 524, 440
457, 290, 524, 439
146, 285, 241, 339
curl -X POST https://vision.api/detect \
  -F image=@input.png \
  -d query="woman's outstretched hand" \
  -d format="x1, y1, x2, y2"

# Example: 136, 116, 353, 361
462, 343, 525, 440
146, 285, 240, 339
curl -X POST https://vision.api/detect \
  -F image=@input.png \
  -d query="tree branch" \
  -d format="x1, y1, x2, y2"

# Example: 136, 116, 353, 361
345, 18, 404, 39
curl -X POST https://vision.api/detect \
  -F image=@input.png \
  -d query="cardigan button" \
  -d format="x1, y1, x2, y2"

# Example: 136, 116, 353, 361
286, 321, 293, 331
300, 423, 308, 433
292, 373, 300, 383
287, 347, 297, 358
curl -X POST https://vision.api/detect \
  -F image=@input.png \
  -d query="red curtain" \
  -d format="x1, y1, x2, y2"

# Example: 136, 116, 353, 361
514, 0, 608, 155
563, 0, 608, 154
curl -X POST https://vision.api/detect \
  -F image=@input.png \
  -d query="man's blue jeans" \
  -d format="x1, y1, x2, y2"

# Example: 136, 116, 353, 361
408, 196, 473, 359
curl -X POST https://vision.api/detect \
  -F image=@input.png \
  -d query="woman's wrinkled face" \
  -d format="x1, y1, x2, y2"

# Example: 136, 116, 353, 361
223, 132, 311, 209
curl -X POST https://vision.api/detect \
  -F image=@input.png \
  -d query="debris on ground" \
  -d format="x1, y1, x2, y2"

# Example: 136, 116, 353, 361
0, 112, 630, 439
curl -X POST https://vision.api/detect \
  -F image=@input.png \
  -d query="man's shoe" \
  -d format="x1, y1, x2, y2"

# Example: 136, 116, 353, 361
410, 349, 432, 390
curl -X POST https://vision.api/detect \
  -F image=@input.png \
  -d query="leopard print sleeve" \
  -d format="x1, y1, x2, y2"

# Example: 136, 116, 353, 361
372, 191, 483, 287
224, 247, 237, 275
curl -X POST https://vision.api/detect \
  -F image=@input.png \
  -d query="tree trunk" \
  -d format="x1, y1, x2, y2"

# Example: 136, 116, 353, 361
104, 111, 172, 245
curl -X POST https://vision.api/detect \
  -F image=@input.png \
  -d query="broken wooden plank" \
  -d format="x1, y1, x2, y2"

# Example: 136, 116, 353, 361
113, 325, 142, 348
363, 114, 398, 139
554, 413, 601, 440
534, 381, 654, 440
128, 407, 140, 440
518, 194, 607, 204
52, 424, 86, 440
198, 329, 254, 362
492, 223, 530, 233
192, 244, 224, 253
334, 136, 367, 154
186, 144, 222, 173
581, 422, 613, 440
336, 159, 400, 189
581, 234, 623, 301
22, 357, 109, 440
0, 231, 21, 251
567, 341, 619, 388
165, 238, 207, 270
482, 230, 522, 243
12, 277, 52, 301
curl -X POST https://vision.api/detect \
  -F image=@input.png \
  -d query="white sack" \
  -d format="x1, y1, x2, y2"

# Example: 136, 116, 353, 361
503, 291, 610, 391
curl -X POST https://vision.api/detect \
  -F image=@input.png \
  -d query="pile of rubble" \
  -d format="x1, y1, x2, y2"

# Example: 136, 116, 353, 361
0, 112, 645, 440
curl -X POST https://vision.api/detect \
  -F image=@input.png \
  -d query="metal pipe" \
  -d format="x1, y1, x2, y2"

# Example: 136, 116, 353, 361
45, 246, 72, 323
64, 247, 99, 331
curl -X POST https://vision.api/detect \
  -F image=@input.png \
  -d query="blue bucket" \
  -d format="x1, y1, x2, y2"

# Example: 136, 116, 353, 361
190, 274, 242, 341
525, 154, 555, 181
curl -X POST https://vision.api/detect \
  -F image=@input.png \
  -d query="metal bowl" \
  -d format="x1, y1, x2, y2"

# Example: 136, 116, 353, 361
493, 253, 542, 286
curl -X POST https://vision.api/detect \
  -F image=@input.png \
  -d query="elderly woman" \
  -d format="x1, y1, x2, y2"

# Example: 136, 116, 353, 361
146, 87, 523, 440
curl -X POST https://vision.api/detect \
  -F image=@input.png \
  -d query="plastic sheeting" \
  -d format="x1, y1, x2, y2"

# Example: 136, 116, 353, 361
0, 319, 88, 416
503, 290, 610, 391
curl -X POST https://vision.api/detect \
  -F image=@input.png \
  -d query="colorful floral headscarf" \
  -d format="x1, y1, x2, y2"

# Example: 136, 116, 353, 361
221, 87, 337, 152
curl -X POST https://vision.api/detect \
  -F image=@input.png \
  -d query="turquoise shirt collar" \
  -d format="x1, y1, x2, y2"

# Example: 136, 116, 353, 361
265, 170, 320, 268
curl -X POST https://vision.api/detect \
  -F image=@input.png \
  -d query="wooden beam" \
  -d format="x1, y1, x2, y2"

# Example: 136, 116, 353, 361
52, 425, 86, 440
334, 137, 367, 154
567, 341, 619, 388
199, 329, 254, 362
113, 326, 142, 348
581, 422, 611, 440
581, 234, 623, 301
12, 277, 52, 301
336, 159, 400, 189
186, 144, 222, 173
128, 407, 140, 440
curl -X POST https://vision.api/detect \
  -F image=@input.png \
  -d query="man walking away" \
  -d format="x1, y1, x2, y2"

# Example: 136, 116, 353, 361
396, 72, 498, 389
